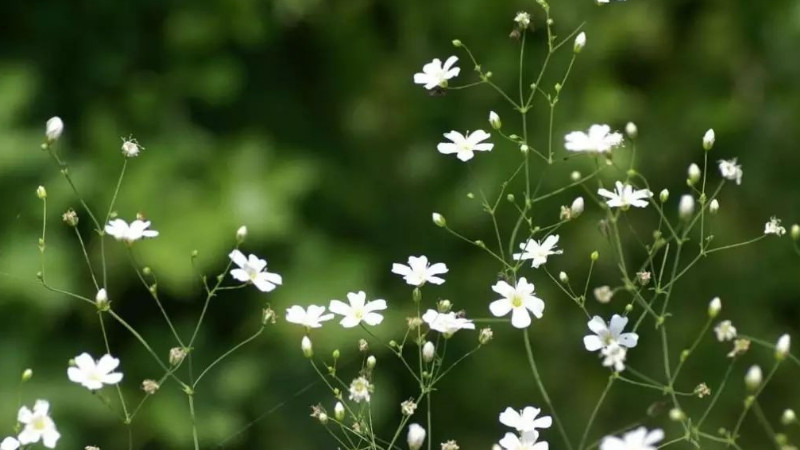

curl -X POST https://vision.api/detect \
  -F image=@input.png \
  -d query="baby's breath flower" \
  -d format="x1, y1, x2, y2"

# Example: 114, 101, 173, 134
422, 310, 474, 337
782, 409, 797, 425
121, 138, 142, 158
565, 125, 624, 154
95, 288, 109, 309
169, 347, 186, 365
498, 431, 548, 450
708, 297, 721, 318
329, 291, 387, 328
236, 225, 247, 243
432, 213, 446, 228
413, 57, 460, 90
584, 315, 638, 372
437, 130, 494, 162
105, 218, 159, 243
574, 31, 586, 53
229, 250, 282, 292
559, 271, 569, 283
479, 327, 493, 345
593, 286, 613, 304
358, 339, 369, 352
301, 336, 313, 358
285, 305, 334, 329
745, 365, 762, 391
714, 320, 737, 342
407, 316, 423, 329
17, 400, 60, 448
765, 217, 787, 236
62, 209, 79, 227
499, 406, 552, 433
441, 441, 460, 450
349, 376, 372, 403
718, 158, 742, 185
776, 334, 791, 360
407, 424, 426, 450
728, 338, 751, 358
489, 278, 545, 329
514, 12, 531, 29
659, 189, 669, 203
392, 256, 448, 286
709, 199, 720, 214
513, 235, 563, 268
694, 383, 711, 398
687, 163, 701, 185
141, 379, 159, 395
67, 353, 123, 390
600, 426, 663, 450
0, 437, 19, 450
635, 271, 651, 286
401, 399, 417, 416
45, 117, 64, 143
598, 182, 652, 210
334, 402, 345, 421
489, 111, 502, 130
703, 129, 716, 150
679, 195, 695, 220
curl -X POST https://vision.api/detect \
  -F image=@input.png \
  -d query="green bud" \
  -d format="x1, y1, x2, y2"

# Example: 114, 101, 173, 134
452, 39, 462, 47
432, 212, 446, 228
590, 251, 599, 261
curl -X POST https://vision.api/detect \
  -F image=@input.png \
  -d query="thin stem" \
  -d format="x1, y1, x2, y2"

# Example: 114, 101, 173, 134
193, 326, 265, 388
579, 376, 614, 450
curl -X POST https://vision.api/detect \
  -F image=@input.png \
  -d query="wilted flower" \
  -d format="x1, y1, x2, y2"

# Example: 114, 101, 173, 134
401, 399, 418, 416
564, 124, 624, 153
714, 320, 737, 342
437, 130, 494, 162
142, 379, 159, 395
512, 235, 563, 268
67, 353, 123, 390
593, 286, 613, 304
718, 158, 742, 185
329, 291, 387, 328
728, 338, 751, 358
414, 56, 460, 90
489, 278, 545, 329
392, 256, 448, 286
229, 250, 283, 292
121, 138, 142, 158
765, 217, 786, 236
105, 218, 158, 243
598, 182, 652, 210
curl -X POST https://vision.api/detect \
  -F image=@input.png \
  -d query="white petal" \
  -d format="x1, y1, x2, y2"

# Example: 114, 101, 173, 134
584, 335, 604, 351
510, 307, 532, 328
489, 299, 513, 318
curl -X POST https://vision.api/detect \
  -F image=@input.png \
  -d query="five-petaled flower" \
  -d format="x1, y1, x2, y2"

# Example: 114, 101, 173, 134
513, 235, 563, 268
229, 250, 283, 292
285, 305, 334, 328
600, 426, 663, 450
489, 278, 545, 329
598, 182, 652, 210
498, 431, 549, 450
67, 353, 123, 390
105, 218, 159, 243
422, 310, 475, 337
564, 125, 624, 154
718, 159, 742, 185
437, 130, 494, 162
584, 315, 639, 371
329, 291, 387, 328
499, 406, 552, 433
413, 56, 460, 90
17, 400, 60, 448
392, 256, 448, 287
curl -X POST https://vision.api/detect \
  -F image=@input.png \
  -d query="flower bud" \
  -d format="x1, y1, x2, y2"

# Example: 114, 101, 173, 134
792, 224, 800, 240
334, 402, 345, 421
407, 424, 426, 450
36, 186, 47, 199
570, 196, 584, 218
422, 341, 435, 363
745, 365, 762, 391
236, 225, 247, 243
669, 408, 686, 422
558, 271, 569, 283
591, 251, 599, 261
659, 189, 669, 203
782, 409, 796, 425
570, 171, 581, 182
489, 111, 502, 130
96, 288, 109, 310
679, 195, 695, 220
479, 327, 493, 345
21, 368, 33, 382
302, 336, 313, 358
708, 297, 721, 318
776, 334, 791, 361
317, 412, 328, 425
703, 129, 715, 151
366, 355, 377, 369
625, 122, 638, 139
432, 213, 446, 228
709, 199, 719, 214
46, 117, 64, 143
437, 299, 452, 313
452, 39, 462, 47
573, 31, 586, 53
688, 163, 701, 185
520, 144, 529, 154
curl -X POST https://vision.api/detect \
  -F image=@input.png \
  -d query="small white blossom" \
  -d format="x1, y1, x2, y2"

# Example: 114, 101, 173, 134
285, 305, 334, 328
570, 197, 585, 217
229, 250, 282, 292
564, 125, 624, 154
105, 218, 159, 243
764, 217, 786, 236
437, 130, 494, 162
498, 431, 548, 450
489, 278, 545, 329
600, 427, 663, 450
329, 291, 387, 328
67, 353, 123, 390
95, 288, 108, 307
782, 409, 796, 425
45, 117, 64, 142
574, 31, 586, 53
593, 286, 613, 304
718, 158, 742, 185
407, 424, 427, 450
0, 437, 19, 450
413, 56, 460, 90
236, 225, 248, 242
600, 342, 628, 372
422, 310, 475, 337
514, 12, 531, 28
392, 256, 448, 286
714, 321, 737, 342
584, 315, 638, 371
17, 400, 60, 448
121, 138, 142, 158
512, 235, 563, 268
334, 402, 345, 421
348, 376, 372, 403
499, 406, 552, 433
598, 182, 652, 209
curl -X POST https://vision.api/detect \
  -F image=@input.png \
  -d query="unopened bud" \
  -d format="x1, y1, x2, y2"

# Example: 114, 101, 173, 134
366, 355, 376, 369
570, 196, 584, 218
422, 341, 435, 363
708, 297, 721, 318
334, 401, 345, 421
21, 368, 33, 382
302, 336, 313, 358
520, 144, 529, 154
679, 195, 695, 220
46, 117, 64, 143
669, 408, 686, 422
407, 424, 426, 450
489, 111, 502, 130
96, 288, 109, 310
776, 334, 791, 361
479, 327, 493, 345
432, 213, 446, 228
703, 129, 715, 151
452, 39, 462, 47
709, 199, 719, 214
659, 189, 669, 203
688, 164, 701, 185
332, 349, 340, 360
558, 271, 568, 283
570, 171, 581, 182
745, 365, 762, 391
236, 225, 247, 243
590, 251, 599, 261
318, 412, 328, 425
36, 186, 47, 199
437, 299, 452, 313
573, 31, 586, 53
782, 409, 796, 425
792, 224, 800, 240
625, 122, 638, 139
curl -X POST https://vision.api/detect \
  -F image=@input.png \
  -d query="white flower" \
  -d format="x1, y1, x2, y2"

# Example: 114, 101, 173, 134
121, 138, 142, 158
679, 194, 695, 219
593, 286, 613, 304
329, 291, 387, 328
228, 249, 282, 292
498, 431, 549, 450
499, 406, 552, 433
489, 278, 545, 329
407, 424, 427, 450
600, 427, 663, 450
574, 31, 586, 53
392, 256, 448, 286
718, 158, 742, 185
67, 353, 123, 390
105, 218, 159, 243
45, 117, 64, 142
514, 12, 531, 28
422, 310, 475, 337
714, 320, 737, 342
437, 130, 494, 162
413, 56, 460, 90
513, 235, 563, 268
17, 400, 60, 448
0, 437, 19, 450
703, 129, 715, 150
285, 305, 334, 328
598, 181, 652, 209
564, 125, 624, 153
584, 315, 638, 371
764, 217, 786, 236
348, 376, 372, 403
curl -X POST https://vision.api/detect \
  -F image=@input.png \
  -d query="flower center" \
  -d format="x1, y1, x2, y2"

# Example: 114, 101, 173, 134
511, 294, 523, 308
32, 416, 47, 431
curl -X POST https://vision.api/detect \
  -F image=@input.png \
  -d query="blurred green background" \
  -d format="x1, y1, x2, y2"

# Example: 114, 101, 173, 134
1, 0, 799, 448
